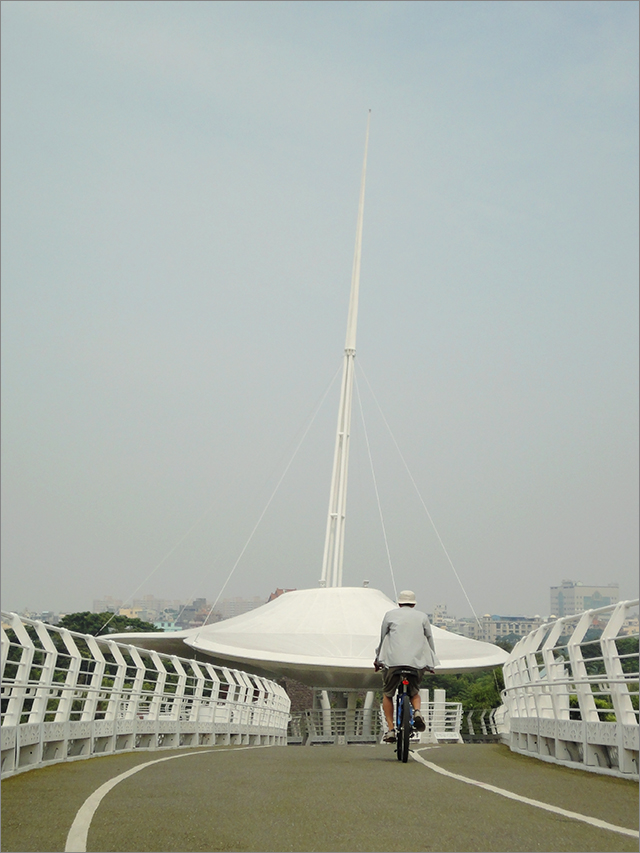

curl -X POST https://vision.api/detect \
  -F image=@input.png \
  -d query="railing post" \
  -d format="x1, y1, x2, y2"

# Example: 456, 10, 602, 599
147, 651, 167, 722
600, 602, 638, 774
30, 622, 58, 725
75, 635, 104, 723
123, 645, 146, 721
104, 641, 127, 722
4, 616, 35, 728
56, 630, 83, 724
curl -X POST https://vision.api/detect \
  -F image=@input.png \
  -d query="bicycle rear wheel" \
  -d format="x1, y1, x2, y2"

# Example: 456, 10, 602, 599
398, 694, 411, 763
395, 695, 403, 761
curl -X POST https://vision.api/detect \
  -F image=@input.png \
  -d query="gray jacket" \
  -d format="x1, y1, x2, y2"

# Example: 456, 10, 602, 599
375, 606, 439, 670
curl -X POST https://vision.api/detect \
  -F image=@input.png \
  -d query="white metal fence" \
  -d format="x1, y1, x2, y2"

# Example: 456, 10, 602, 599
461, 708, 502, 742
421, 695, 463, 744
1, 612, 290, 778
287, 689, 463, 745
292, 707, 383, 744
501, 599, 639, 779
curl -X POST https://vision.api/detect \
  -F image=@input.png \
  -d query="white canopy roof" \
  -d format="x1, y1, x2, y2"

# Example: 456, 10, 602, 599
181, 587, 508, 688
114, 587, 508, 688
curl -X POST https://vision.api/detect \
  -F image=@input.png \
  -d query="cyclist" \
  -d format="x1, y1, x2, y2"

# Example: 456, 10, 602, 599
373, 590, 439, 743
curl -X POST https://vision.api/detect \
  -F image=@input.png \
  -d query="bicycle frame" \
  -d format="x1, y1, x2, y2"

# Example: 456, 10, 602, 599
394, 668, 417, 762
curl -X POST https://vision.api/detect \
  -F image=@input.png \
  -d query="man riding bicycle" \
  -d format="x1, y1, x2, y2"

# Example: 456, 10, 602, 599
373, 590, 439, 743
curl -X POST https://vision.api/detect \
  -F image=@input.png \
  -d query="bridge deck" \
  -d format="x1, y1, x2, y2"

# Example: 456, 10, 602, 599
1, 743, 638, 852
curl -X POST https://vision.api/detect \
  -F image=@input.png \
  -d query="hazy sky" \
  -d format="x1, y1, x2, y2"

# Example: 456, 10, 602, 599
2, 0, 638, 620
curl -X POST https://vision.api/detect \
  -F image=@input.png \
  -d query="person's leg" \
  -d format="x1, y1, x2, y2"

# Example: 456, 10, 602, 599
410, 679, 426, 731
382, 694, 394, 731
381, 669, 398, 732
409, 670, 427, 712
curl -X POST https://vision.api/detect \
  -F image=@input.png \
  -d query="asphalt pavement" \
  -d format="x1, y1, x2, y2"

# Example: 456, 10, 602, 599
1, 743, 638, 852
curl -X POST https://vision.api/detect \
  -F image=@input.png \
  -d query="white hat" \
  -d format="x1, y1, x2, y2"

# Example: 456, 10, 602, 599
397, 590, 417, 605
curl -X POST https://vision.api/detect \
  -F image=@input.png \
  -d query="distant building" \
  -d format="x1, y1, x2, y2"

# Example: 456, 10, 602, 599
215, 596, 264, 620
92, 596, 122, 614
267, 588, 296, 603
92, 596, 207, 626
17, 610, 60, 625
429, 604, 455, 630
550, 580, 619, 618
153, 619, 182, 632
118, 607, 145, 620
620, 613, 639, 636
450, 614, 544, 643
132, 597, 184, 618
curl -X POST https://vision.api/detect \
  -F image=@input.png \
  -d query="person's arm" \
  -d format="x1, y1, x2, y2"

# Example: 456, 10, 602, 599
374, 614, 390, 665
423, 615, 436, 655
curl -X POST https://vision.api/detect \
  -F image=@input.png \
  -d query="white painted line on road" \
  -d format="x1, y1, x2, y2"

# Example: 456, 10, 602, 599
410, 749, 639, 839
65, 745, 273, 853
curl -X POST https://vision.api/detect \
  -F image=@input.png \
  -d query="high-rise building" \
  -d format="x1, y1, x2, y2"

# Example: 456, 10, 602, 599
430, 603, 450, 628
550, 580, 619, 618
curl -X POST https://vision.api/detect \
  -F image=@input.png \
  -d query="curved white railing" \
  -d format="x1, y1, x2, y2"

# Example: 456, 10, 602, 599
287, 694, 463, 745
501, 599, 639, 779
1, 612, 290, 778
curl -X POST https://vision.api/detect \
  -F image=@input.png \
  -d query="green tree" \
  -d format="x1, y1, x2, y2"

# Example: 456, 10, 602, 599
460, 670, 504, 710
58, 611, 161, 636
616, 636, 639, 674
422, 671, 474, 703
422, 668, 504, 710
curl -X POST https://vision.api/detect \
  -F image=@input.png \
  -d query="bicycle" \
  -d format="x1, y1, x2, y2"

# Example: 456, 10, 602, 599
394, 666, 419, 763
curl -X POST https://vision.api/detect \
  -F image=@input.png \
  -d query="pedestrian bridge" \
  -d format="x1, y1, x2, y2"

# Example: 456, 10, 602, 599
1, 740, 638, 852
1, 602, 638, 851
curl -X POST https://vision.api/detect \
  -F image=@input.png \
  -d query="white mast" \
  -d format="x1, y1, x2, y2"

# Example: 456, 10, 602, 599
320, 111, 371, 589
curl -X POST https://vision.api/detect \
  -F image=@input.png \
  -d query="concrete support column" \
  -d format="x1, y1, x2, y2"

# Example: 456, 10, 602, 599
433, 688, 446, 741
319, 690, 332, 737
362, 690, 374, 736
346, 691, 358, 737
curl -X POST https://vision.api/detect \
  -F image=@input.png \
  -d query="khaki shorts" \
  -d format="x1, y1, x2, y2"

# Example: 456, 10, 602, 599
382, 666, 425, 699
